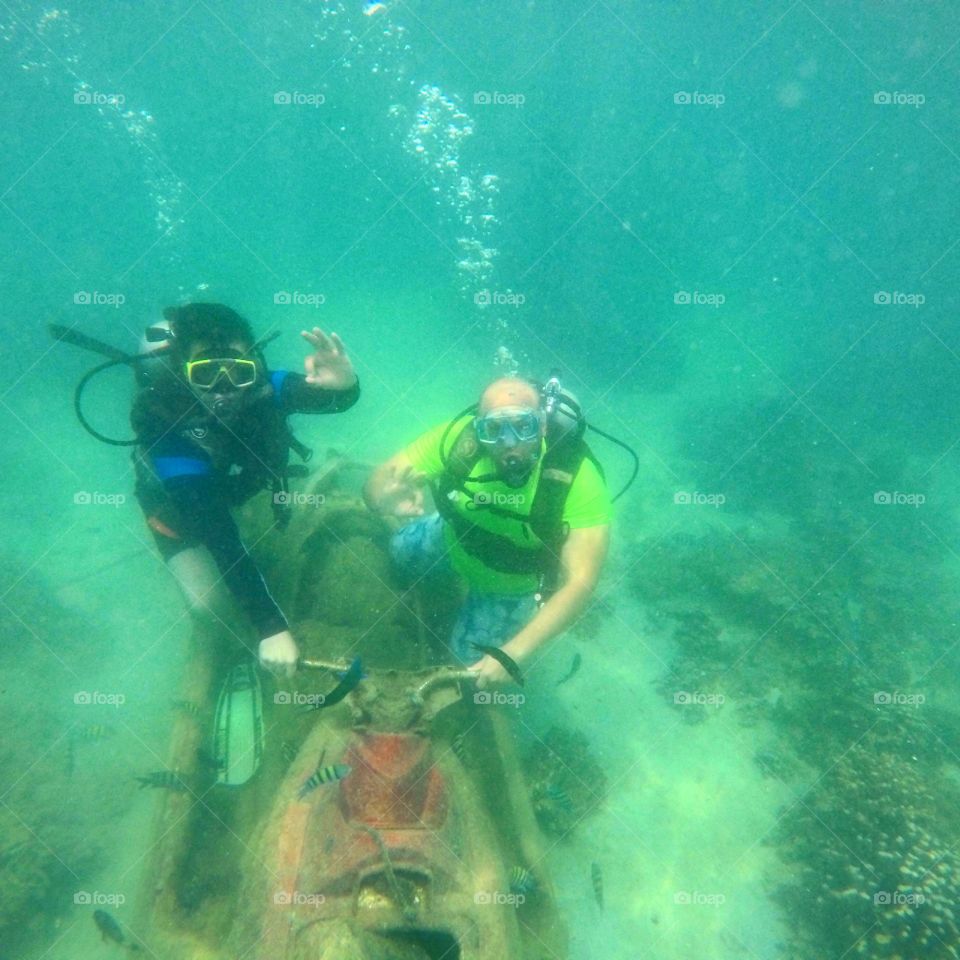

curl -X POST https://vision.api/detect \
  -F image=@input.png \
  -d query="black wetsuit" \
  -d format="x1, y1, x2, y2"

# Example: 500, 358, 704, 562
131, 369, 359, 639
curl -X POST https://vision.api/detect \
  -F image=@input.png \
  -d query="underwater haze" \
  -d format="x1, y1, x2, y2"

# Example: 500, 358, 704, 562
2, 1, 960, 959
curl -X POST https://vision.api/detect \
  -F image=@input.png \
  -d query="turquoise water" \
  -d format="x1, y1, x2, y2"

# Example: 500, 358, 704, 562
2, 1, 960, 958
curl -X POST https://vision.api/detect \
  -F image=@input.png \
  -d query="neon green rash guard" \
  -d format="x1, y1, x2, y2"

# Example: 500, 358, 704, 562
405, 419, 612, 595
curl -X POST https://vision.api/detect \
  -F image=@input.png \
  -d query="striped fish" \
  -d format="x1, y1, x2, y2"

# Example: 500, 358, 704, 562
297, 759, 351, 799
76, 723, 113, 742
136, 770, 188, 792
591, 861, 603, 910
509, 866, 536, 895
545, 782, 572, 810
171, 699, 202, 718
450, 734, 466, 761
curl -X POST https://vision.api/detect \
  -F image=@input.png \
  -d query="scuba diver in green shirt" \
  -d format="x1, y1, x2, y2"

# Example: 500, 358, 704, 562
364, 376, 614, 688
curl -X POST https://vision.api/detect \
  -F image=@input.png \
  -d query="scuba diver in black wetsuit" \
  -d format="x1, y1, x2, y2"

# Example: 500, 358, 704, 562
54, 302, 359, 677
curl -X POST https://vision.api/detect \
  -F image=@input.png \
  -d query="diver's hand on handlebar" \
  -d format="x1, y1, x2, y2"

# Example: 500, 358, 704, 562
259, 630, 300, 678
468, 655, 511, 690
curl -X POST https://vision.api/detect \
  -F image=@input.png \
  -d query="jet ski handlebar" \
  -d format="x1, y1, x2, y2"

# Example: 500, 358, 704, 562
299, 658, 348, 673
300, 658, 473, 685
412, 667, 476, 704
298, 658, 474, 702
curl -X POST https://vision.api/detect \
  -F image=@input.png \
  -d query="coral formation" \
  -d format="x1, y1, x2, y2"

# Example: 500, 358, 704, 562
628, 513, 960, 957
775, 740, 960, 959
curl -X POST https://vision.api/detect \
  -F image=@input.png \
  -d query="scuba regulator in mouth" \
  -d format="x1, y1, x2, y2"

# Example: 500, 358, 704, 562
437, 370, 638, 503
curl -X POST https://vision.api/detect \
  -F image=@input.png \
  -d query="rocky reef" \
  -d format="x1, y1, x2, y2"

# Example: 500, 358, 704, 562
525, 725, 607, 839
0, 561, 118, 955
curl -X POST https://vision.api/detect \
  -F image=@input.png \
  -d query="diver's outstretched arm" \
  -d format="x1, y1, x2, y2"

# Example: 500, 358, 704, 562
471, 524, 610, 687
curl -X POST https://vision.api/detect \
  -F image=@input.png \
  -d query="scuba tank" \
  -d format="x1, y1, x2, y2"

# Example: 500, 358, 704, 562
539, 370, 640, 502
49, 321, 175, 447
135, 318, 175, 387
541, 374, 586, 446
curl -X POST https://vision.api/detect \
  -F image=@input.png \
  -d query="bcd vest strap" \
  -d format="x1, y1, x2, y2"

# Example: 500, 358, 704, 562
270, 422, 313, 529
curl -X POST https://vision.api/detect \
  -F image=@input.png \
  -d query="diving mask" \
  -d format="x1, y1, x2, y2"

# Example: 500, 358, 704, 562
185, 357, 258, 390
475, 406, 542, 445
